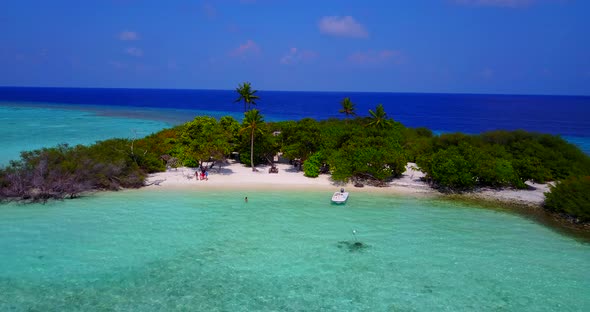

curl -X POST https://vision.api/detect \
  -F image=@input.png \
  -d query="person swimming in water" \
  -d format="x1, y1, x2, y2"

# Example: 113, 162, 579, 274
245, 196, 248, 203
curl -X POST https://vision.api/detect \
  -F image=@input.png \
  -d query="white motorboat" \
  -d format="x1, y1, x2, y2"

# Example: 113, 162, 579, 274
331, 188, 349, 204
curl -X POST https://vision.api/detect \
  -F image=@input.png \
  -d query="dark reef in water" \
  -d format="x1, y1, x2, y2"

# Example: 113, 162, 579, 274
337, 241, 369, 252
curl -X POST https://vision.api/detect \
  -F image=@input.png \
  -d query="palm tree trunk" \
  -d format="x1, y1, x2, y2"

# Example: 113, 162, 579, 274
250, 130, 255, 171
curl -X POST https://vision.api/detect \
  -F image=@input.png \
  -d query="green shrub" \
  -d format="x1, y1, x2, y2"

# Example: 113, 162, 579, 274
330, 136, 406, 183
304, 152, 323, 178
429, 147, 475, 189
183, 157, 199, 168
544, 176, 590, 222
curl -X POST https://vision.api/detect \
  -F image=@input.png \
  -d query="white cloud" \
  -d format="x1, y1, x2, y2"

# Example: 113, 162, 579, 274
318, 16, 368, 38
125, 47, 143, 57
230, 40, 261, 57
280, 47, 318, 65
118, 31, 139, 41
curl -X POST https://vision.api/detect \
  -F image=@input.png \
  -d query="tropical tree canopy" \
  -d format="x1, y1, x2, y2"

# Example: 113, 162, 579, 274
339, 97, 356, 118
219, 115, 241, 146
240, 109, 265, 170
179, 116, 232, 166
367, 104, 392, 129
280, 118, 321, 163
234, 82, 260, 112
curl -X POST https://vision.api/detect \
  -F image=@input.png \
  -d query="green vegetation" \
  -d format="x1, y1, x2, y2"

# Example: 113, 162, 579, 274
415, 130, 590, 191
339, 97, 356, 119
177, 116, 232, 166
367, 104, 390, 129
234, 82, 259, 112
1, 88, 589, 223
241, 109, 265, 171
544, 176, 590, 222
303, 151, 324, 178
0, 139, 163, 201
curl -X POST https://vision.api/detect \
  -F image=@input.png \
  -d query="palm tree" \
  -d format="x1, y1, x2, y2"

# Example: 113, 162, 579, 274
241, 109, 265, 171
339, 97, 356, 119
234, 82, 260, 112
367, 104, 390, 128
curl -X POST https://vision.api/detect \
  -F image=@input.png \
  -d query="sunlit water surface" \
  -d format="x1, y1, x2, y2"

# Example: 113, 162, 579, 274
1, 190, 588, 311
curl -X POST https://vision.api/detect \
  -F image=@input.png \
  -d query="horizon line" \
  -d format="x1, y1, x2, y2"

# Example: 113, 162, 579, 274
0, 85, 588, 98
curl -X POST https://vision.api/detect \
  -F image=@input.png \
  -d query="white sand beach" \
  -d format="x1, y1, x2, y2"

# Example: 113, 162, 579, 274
463, 182, 551, 207
145, 161, 433, 196
145, 161, 549, 206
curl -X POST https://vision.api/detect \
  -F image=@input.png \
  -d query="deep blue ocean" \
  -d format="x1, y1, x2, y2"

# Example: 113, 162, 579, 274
1, 87, 589, 153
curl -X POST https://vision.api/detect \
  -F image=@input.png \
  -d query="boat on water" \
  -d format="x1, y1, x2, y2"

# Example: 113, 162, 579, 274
331, 188, 349, 204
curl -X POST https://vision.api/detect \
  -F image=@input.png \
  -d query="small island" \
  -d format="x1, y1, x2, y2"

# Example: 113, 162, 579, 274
1, 85, 589, 232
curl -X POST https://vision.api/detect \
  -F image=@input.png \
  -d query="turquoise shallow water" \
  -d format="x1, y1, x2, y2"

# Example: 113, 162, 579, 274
563, 135, 590, 156
0, 105, 171, 166
1, 189, 588, 311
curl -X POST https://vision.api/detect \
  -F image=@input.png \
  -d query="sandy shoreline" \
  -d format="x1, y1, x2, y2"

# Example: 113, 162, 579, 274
145, 161, 435, 196
145, 161, 549, 206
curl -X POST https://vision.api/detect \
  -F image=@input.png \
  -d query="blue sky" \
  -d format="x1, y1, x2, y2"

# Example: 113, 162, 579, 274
1, 0, 589, 95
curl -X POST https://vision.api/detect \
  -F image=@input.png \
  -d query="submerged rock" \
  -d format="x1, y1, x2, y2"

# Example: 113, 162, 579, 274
337, 241, 369, 252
